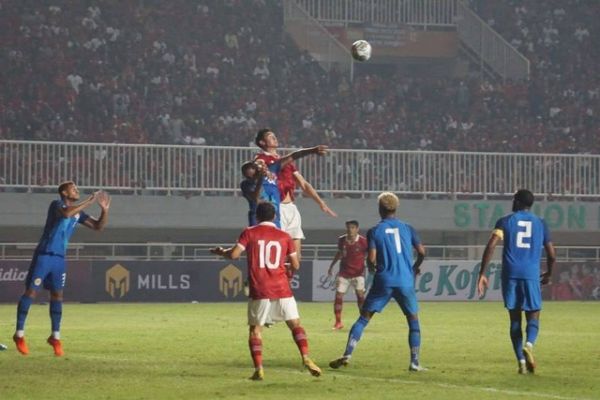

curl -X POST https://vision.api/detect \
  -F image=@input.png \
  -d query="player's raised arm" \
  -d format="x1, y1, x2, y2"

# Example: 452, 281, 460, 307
81, 191, 111, 231
58, 191, 98, 218
241, 161, 265, 203
279, 145, 329, 168
477, 233, 502, 298
293, 172, 338, 217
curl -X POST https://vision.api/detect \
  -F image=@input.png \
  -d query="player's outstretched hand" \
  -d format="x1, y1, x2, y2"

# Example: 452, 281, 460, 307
477, 275, 489, 298
313, 145, 329, 156
97, 191, 111, 210
210, 246, 225, 256
321, 203, 338, 217
87, 191, 99, 203
540, 271, 551, 285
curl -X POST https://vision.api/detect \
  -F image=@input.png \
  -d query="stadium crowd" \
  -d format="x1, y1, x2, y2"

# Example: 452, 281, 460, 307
0, 0, 598, 153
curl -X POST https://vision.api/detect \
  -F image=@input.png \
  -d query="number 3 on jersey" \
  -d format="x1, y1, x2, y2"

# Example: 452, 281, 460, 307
258, 240, 282, 269
385, 228, 402, 253
516, 221, 532, 248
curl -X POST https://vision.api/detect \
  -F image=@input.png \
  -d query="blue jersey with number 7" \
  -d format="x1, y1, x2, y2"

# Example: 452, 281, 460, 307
493, 210, 551, 280
367, 218, 421, 287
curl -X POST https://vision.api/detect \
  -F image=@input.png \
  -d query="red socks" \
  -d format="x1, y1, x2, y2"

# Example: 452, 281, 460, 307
334, 297, 343, 323
249, 338, 263, 369
292, 326, 309, 356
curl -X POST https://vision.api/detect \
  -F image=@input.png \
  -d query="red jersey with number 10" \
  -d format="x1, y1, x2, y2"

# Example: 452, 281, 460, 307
255, 152, 298, 201
337, 234, 368, 278
237, 222, 296, 300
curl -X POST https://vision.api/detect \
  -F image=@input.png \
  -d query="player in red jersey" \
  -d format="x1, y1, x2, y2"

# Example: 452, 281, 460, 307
211, 202, 322, 381
327, 220, 368, 330
254, 128, 337, 261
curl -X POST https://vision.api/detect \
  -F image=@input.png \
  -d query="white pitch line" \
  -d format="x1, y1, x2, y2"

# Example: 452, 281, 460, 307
261, 367, 593, 400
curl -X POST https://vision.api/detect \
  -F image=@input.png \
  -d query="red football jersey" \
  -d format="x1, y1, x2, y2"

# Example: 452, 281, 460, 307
255, 152, 298, 201
337, 234, 368, 278
237, 222, 296, 299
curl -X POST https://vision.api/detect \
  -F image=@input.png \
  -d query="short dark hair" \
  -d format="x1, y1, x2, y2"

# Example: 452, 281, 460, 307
256, 201, 276, 223
345, 220, 359, 228
241, 161, 255, 174
513, 189, 534, 209
254, 128, 272, 148
57, 181, 74, 195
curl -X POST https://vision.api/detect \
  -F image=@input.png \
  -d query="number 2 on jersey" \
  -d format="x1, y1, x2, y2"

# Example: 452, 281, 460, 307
516, 220, 532, 248
258, 240, 282, 269
385, 228, 402, 253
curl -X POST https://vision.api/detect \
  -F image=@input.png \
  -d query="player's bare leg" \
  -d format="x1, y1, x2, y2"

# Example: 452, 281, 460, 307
293, 239, 302, 264
248, 325, 264, 380
356, 289, 365, 312
286, 319, 321, 377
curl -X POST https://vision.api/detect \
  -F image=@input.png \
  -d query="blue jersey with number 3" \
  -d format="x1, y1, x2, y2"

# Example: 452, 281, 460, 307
367, 218, 421, 287
494, 211, 551, 280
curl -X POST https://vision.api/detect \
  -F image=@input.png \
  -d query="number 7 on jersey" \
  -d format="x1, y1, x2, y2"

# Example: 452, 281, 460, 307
385, 228, 402, 253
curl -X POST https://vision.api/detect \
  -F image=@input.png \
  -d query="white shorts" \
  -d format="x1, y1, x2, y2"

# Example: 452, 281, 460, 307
280, 202, 305, 240
247, 297, 300, 326
336, 276, 366, 294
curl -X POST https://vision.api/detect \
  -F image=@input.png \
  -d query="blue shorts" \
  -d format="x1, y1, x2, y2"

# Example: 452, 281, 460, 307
502, 278, 541, 311
25, 254, 66, 292
362, 285, 419, 316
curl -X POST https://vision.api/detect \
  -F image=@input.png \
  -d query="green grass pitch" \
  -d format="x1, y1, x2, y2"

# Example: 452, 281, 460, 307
0, 302, 598, 400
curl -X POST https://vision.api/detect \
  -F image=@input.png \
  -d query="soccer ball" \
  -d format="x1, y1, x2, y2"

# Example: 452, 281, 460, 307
351, 40, 372, 62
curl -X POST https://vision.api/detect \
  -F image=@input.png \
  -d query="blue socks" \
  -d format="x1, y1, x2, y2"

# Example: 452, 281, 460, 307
510, 319, 524, 361
408, 319, 421, 364
16, 295, 33, 331
526, 319, 539, 345
50, 300, 63, 333
343, 316, 370, 357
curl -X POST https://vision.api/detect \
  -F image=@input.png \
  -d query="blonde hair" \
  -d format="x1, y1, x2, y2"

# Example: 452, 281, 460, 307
378, 192, 399, 212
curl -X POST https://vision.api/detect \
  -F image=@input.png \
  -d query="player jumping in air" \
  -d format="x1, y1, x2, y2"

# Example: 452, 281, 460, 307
329, 192, 427, 371
211, 201, 321, 381
477, 189, 555, 374
327, 220, 368, 330
13, 182, 110, 356
241, 145, 329, 228
254, 128, 337, 262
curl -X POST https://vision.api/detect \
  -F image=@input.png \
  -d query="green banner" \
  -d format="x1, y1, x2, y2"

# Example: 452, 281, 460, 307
453, 202, 597, 230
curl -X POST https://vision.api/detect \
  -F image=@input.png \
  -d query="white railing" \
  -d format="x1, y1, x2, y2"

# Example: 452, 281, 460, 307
456, 1, 530, 81
293, 0, 457, 27
1, 140, 599, 198
283, 0, 354, 76
1, 243, 598, 261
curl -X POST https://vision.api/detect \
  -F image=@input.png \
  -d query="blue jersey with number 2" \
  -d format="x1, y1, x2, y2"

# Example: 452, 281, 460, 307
367, 218, 421, 287
494, 210, 551, 280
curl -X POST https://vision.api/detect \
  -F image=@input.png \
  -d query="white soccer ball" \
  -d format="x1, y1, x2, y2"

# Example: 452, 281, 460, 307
351, 40, 372, 62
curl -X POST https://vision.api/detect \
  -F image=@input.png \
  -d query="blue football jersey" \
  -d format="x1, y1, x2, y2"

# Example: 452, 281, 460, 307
35, 199, 89, 257
494, 210, 551, 280
367, 217, 421, 287
240, 179, 259, 226
240, 162, 281, 228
